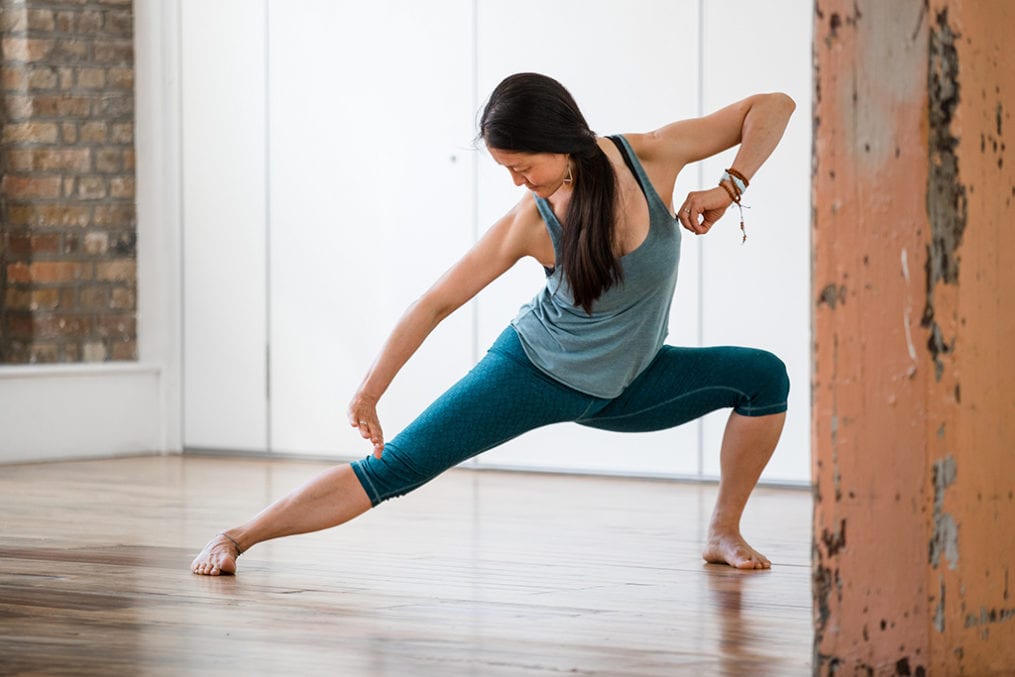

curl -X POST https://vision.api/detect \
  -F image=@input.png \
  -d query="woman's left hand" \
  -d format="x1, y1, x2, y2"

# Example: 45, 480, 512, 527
677, 186, 733, 235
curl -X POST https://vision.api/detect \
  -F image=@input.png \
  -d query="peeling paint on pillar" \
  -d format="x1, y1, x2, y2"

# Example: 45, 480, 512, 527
923, 8, 966, 383
814, 0, 1015, 674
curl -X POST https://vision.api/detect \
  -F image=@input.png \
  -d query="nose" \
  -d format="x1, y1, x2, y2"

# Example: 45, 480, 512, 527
510, 170, 526, 186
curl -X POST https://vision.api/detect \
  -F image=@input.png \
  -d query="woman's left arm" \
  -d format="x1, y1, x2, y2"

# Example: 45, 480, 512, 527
641, 93, 796, 234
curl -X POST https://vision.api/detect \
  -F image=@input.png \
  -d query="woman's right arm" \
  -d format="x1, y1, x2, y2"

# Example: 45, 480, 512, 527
347, 196, 543, 457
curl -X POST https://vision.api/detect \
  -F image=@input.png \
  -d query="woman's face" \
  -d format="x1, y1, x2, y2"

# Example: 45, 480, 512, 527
487, 147, 571, 198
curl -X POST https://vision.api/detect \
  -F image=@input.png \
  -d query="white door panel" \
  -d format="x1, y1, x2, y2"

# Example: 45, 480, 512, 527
181, 0, 268, 451
267, 0, 475, 457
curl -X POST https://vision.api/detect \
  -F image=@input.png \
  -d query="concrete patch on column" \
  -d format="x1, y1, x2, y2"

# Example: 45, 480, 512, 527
929, 454, 958, 571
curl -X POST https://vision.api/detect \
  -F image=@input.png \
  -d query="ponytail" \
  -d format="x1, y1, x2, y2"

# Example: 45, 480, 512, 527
480, 73, 622, 314
560, 140, 622, 313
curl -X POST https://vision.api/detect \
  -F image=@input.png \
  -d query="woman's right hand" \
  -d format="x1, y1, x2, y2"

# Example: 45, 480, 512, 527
348, 392, 385, 458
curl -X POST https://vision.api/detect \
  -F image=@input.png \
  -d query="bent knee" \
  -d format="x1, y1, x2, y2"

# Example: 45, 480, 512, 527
755, 349, 790, 400
735, 348, 789, 415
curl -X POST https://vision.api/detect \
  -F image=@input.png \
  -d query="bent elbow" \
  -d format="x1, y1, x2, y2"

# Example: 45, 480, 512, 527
771, 92, 796, 115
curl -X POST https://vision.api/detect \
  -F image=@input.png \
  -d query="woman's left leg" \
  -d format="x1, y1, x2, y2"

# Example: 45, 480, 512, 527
578, 345, 790, 569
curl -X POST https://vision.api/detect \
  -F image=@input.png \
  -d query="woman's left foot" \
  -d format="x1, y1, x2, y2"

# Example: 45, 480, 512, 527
702, 529, 771, 569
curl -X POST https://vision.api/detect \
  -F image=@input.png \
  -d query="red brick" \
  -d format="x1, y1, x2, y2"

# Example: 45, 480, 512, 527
59, 287, 77, 309
30, 261, 88, 283
28, 66, 59, 90
61, 122, 78, 143
4, 311, 35, 338
2, 175, 63, 199
8, 233, 61, 256
62, 232, 80, 254
77, 67, 105, 89
4, 288, 63, 313
55, 11, 74, 33
80, 286, 108, 309
28, 343, 60, 363
110, 286, 135, 310
58, 66, 74, 90
109, 176, 133, 198
4, 95, 33, 120
52, 39, 89, 61
32, 289, 62, 311
27, 9, 56, 32
51, 95, 93, 117
3, 288, 31, 310
37, 204, 91, 227
77, 176, 107, 199
97, 315, 134, 339
80, 121, 107, 143
93, 203, 134, 227
1, 8, 28, 32
82, 341, 107, 362
2, 37, 55, 61
110, 340, 136, 360
94, 94, 131, 117
2, 121, 59, 143
83, 231, 108, 254
2, 66, 27, 89
6, 263, 31, 284
104, 11, 133, 37
31, 314, 92, 339
61, 342, 80, 362
78, 11, 103, 33
95, 259, 135, 282
122, 149, 134, 170
110, 122, 132, 143
95, 147, 121, 172
62, 176, 76, 197
107, 67, 133, 89
6, 203, 36, 226
5, 148, 92, 172
93, 39, 132, 64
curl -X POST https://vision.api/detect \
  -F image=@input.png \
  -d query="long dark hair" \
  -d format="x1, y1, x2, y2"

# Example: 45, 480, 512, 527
479, 73, 621, 314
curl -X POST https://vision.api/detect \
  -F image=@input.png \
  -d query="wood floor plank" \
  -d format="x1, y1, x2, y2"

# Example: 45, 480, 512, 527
0, 456, 812, 676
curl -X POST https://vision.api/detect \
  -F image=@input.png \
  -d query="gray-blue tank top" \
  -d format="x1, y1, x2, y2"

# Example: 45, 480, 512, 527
510, 134, 682, 398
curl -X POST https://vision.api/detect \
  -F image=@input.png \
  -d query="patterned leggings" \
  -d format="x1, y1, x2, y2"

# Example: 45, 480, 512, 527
351, 326, 789, 505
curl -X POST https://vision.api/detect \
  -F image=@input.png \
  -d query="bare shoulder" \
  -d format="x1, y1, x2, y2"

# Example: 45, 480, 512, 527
614, 132, 681, 207
483, 191, 554, 268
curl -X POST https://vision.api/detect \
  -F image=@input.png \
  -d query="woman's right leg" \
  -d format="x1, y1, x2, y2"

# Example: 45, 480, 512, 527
191, 328, 596, 575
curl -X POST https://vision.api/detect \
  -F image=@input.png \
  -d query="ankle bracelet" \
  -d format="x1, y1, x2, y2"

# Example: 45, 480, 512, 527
219, 532, 244, 556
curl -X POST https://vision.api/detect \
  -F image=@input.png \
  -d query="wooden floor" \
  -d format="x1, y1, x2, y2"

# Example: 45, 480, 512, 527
0, 455, 813, 676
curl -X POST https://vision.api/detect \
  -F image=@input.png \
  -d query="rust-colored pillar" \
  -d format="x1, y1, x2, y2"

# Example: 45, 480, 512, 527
812, 1, 1015, 674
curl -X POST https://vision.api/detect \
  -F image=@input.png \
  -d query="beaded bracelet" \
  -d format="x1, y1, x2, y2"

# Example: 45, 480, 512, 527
719, 167, 750, 243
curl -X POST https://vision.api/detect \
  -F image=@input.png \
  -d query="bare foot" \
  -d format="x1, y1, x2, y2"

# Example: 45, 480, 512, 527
191, 532, 242, 576
702, 529, 771, 569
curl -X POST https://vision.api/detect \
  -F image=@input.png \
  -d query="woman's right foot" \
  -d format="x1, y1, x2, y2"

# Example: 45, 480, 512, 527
191, 532, 242, 576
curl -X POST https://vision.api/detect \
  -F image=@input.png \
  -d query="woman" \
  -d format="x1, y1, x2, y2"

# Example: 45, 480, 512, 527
192, 72, 795, 576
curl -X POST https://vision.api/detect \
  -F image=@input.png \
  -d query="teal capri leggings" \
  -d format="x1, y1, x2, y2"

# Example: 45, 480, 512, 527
351, 326, 789, 506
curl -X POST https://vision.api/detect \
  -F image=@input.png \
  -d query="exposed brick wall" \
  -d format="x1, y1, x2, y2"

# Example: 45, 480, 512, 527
0, 0, 137, 363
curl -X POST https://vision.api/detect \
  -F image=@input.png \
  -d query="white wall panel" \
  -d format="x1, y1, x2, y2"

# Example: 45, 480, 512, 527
181, 0, 268, 451
267, 0, 475, 457
471, 0, 705, 477
0, 365, 161, 462
698, 0, 813, 483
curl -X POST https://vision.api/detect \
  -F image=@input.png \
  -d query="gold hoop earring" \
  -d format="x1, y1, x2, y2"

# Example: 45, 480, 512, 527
563, 164, 574, 184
